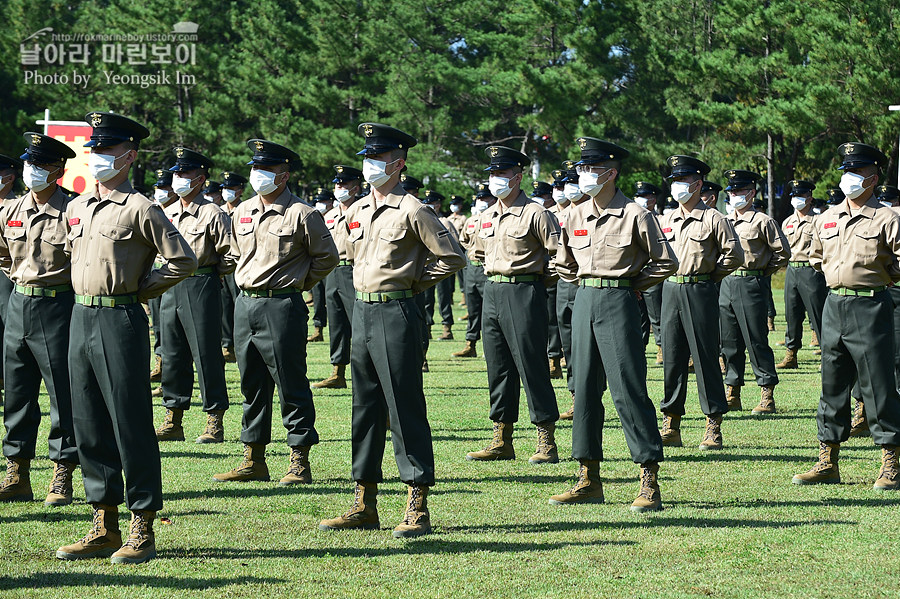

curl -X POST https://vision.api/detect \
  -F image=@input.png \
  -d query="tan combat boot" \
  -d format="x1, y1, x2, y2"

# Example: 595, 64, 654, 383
719, 356, 726, 374
222, 346, 237, 363
110, 510, 156, 564
466, 422, 515, 461
549, 461, 604, 505
149, 355, 162, 382
529, 422, 559, 464
212, 443, 270, 482
312, 364, 347, 389
792, 441, 840, 485
45, 461, 76, 506
549, 357, 563, 379
559, 397, 575, 421
810, 330, 819, 347
307, 326, 324, 342
319, 482, 379, 531
279, 446, 312, 485
451, 340, 477, 358
196, 410, 225, 444
439, 324, 453, 340
849, 400, 870, 437
631, 462, 662, 513
698, 415, 723, 450
460, 313, 469, 321
393, 485, 432, 538
753, 386, 777, 415
56, 504, 122, 560
660, 413, 682, 447
687, 355, 695, 373
0, 457, 32, 502
874, 445, 900, 491
655, 345, 664, 365
767, 316, 776, 331
422, 359, 429, 373
726, 385, 742, 411
776, 349, 798, 369
151, 386, 163, 398
155, 408, 185, 441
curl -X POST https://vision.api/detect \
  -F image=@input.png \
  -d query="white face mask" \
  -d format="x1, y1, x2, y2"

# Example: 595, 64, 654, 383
635, 196, 649, 209
729, 192, 750, 210
250, 168, 281, 195
153, 188, 171, 204
488, 175, 514, 200
334, 187, 353, 203
670, 181, 694, 204
222, 189, 238, 203
0, 174, 13, 188
813, 207, 822, 214
563, 183, 581, 201
172, 174, 200, 198
23, 163, 55, 192
578, 170, 610, 198
725, 202, 736, 215
474, 199, 489, 214
552, 188, 566, 204
450, 204, 461, 213
662, 207, 674, 215
362, 158, 399, 188
839, 171, 870, 200
88, 150, 129, 183
791, 196, 809, 211
315, 201, 329, 213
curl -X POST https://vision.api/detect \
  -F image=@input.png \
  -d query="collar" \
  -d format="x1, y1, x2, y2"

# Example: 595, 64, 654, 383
92, 179, 134, 206
733, 207, 758, 223
835, 197, 880, 220
674, 201, 709, 223
587, 189, 627, 220
250, 187, 293, 215
489, 191, 529, 219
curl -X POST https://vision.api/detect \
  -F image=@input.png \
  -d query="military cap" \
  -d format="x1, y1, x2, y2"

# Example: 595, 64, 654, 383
154, 169, 173, 187
837, 142, 887, 171
169, 147, 214, 172
400, 174, 423, 192
20, 132, 76, 165
575, 137, 629, 166
752, 197, 767, 211
0, 154, 23, 171
221, 171, 248, 187
666, 155, 710, 179
313, 187, 335, 203
826, 188, 845, 205
356, 123, 417, 156
205, 180, 222, 194
531, 181, 554, 197
450, 194, 465, 205
701, 181, 722, 194
789, 180, 816, 196
724, 169, 762, 191
560, 160, 578, 183
332, 164, 363, 183
360, 181, 371, 196
483, 146, 530, 171
474, 182, 492, 198
246, 139, 300, 167
551, 169, 566, 187
877, 185, 900, 202
664, 197, 678, 211
83, 112, 150, 147
423, 189, 444, 204
634, 181, 663, 197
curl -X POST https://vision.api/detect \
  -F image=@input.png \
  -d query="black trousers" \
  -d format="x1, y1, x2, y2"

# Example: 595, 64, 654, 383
3, 290, 77, 463
234, 293, 318, 448
819, 291, 900, 446
719, 275, 779, 388
70, 303, 161, 511
350, 298, 434, 485
221, 274, 239, 349
160, 274, 229, 413
0, 272, 12, 375
556, 280, 578, 394
571, 286, 663, 464
640, 283, 663, 347
435, 276, 455, 326
764, 275, 776, 318
311, 280, 327, 329
782, 265, 827, 352
325, 265, 355, 366
463, 263, 486, 342
547, 283, 562, 360
660, 280, 729, 416
483, 280, 559, 425
149, 296, 162, 357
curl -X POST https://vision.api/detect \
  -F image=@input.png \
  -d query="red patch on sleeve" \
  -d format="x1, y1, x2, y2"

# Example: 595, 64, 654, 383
823, 222, 837, 229
481, 222, 492, 229
573, 229, 588, 236
348, 221, 360, 230
239, 217, 252, 224
68, 218, 80, 226
662, 227, 672, 233
7, 220, 22, 227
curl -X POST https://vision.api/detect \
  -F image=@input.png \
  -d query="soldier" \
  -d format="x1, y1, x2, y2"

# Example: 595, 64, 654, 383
424, 189, 457, 341
0, 133, 78, 505
154, 148, 235, 444
545, 169, 570, 377
719, 170, 790, 414
701, 181, 722, 210
776, 180, 826, 370
149, 170, 179, 387
220, 171, 248, 363
550, 138, 677, 511
313, 165, 363, 389
213, 140, 338, 485
306, 189, 333, 345
448, 194, 468, 311
465, 146, 561, 465
204, 180, 223, 206
452, 184, 494, 358
658, 156, 743, 449
0, 155, 22, 402
319, 123, 465, 538
794, 142, 900, 490
56, 112, 197, 564
634, 181, 665, 364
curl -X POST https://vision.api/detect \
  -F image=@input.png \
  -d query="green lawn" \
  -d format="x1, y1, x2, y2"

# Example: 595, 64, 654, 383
1, 282, 898, 599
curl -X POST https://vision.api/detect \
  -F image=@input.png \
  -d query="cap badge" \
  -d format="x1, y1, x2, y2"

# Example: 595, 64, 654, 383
489, 147, 499, 158
254, 140, 264, 151
533, 181, 539, 189
845, 143, 855, 154
336, 166, 343, 173
672, 157, 679, 165
363, 124, 374, 137
31, 134, 41, 145
90, 113, 102, 127
564, 160, 574, 169
578, 138, 587, 149
156, 169, 164, 177
175, 147, 184, 158
223, 172, 230, 178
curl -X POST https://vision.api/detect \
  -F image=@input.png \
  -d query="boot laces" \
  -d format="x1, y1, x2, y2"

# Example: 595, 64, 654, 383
852, 401, 865, 424
123, 513, 149, 549
814, 443, 834, 473
881, 447, 899, 480
662, 415, 675, 435
638, 468, 656, 500
571, 465, 590, 492
536, 426, 553, 453
163, 409, 174, 427
341, 484, 365, 518
1, 459, 16, 487
203, 413, 221, 436
703, 418, 720, 442
401, 487, 424, 525
49, 462, 71, 495
79, 508, 104, 544
486, 423, 504, 450
237, 445, 254, 470
287, 449, 307, 475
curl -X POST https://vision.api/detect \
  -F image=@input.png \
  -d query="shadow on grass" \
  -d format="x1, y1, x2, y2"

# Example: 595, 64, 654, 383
0, 573, 283, 591
679, 497, 900, 509
165, 484, 479, 501
663, 452, 812, 463
441, 474, 637, 485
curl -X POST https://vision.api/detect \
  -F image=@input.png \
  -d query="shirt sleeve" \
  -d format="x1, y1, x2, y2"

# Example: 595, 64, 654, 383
763, 217, 791, 276
214, 210, 236, 277
632, 210, 679, 291
712, 215, 744, 282
554, 224, 579, 284
535, 208, 561, 282
137, 203, 198, 301
412, 205, 466, 292
300, 209, 339, 290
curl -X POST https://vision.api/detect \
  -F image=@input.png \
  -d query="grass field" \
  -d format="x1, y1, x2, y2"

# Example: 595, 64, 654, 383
1, 278, 899, 599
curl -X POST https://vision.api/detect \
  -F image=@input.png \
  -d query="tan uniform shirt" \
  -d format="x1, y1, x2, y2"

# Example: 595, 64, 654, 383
459, 213, 483, 262
67, 180, 198, 300
446, 211, 467, 236
809, 197, 900, 289
438, 215, 460, 244
344, 186, 466, 293
164, 196, 235, 276
556, 189, 678, 291
229, 188, 339, 291
729, 208, 791, 275
480, 191, 560, 277
660, 202, 744, 281
323, 203, 354, 261
0, 187, 71, 287
781, 210, 817, 262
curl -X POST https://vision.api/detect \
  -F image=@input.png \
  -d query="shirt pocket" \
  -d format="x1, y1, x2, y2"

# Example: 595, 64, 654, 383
503, 226, 530, 258
4, 226, 26, 262
688, 227, 712, 256
376, 226, 408, 264
853, 230, 879, 261
97, 223, 134, 263
266, 223, 296, 258
39, 225, 67, 265
600, 233, 631, 271
567, 234, 592, 269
